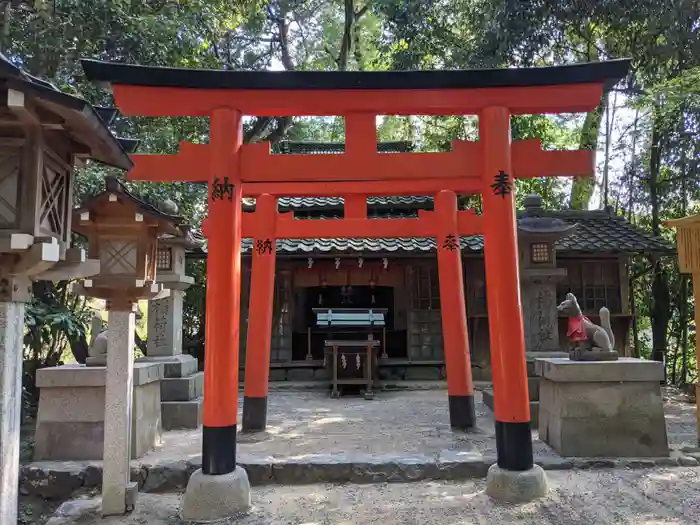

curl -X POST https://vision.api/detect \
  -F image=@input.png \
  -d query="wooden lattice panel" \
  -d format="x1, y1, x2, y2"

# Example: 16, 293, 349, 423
39, 148, 70, 240
674, 227, 700, 274
0, 143, 21, 228
98, 240, 138, 275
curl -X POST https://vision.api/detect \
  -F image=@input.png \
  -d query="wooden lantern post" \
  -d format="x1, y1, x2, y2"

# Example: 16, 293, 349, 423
666, 215, 700, 445
0, 56, 133, 523
72, 176, 181, 516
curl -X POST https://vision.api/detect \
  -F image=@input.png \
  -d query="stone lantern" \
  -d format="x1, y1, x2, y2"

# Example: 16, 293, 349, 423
0, 54, 134, 523
482, 194, 577, 424
71, 176, 182, 516
139, 219, 206, 430
517, 194, 577, 354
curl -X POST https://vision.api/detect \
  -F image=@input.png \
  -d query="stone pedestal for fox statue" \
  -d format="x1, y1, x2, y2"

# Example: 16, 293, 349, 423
557, 292, 618, 361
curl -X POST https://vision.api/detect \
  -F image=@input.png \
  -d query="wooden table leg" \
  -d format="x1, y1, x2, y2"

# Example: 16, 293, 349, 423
331, 346, 340, 398
364, 344, 374, 400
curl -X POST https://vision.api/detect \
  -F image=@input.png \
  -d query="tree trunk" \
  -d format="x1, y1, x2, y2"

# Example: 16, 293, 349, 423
648, 116, 669, 382
569, 93, 607, 209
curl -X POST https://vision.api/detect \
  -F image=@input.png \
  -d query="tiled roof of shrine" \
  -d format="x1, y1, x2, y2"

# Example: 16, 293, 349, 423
236, 206, 674, 256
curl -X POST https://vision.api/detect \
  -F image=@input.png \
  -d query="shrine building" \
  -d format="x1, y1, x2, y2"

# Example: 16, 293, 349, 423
183, 140, 674, 383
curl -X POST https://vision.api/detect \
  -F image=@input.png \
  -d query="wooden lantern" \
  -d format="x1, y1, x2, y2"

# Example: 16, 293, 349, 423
666, 214, 700, 441
0, 54, 134, 285
72, 176, 181, 305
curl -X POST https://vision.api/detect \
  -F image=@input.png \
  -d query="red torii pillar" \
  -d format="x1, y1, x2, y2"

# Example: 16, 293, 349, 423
242, 194, 277, 434
435, 190, 475, 430
480, 107, 543, 496
200, 108, 244, 476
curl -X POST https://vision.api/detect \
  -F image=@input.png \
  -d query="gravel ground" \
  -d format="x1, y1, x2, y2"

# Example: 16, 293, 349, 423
142, 388, 697, 465
50, 467, 700, 524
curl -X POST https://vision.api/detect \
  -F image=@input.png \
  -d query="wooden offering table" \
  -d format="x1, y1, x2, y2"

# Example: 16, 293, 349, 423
325, 339, 380, 399
313, 308, 386, 399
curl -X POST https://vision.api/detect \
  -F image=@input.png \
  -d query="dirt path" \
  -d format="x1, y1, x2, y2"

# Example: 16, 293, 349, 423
49, 467, 700, 524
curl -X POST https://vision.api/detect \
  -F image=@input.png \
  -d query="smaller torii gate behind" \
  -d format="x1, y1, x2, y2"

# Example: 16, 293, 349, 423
82, 58, 630, 517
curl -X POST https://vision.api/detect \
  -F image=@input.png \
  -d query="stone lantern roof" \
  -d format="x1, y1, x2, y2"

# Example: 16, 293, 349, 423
517, 194, 578, 237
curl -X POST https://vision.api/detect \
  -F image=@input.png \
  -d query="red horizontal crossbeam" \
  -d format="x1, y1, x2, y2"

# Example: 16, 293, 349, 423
241, 179, 482, 197
128, 139, 593, 187
111, 83, 604, 117
239, 210, 482, 239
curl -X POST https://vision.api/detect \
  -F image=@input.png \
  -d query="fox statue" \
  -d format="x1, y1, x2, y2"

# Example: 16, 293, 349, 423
556, 292, 615, 354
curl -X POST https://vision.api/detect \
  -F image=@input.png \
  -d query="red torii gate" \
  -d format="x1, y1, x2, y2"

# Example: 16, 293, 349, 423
82, 58, 629, 514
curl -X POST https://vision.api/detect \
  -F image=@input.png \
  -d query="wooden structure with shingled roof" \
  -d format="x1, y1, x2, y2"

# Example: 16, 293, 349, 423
666, 213, 700, 443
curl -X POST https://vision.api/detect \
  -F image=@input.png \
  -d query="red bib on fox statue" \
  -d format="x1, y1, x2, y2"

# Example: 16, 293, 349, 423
566, 315, 590, 342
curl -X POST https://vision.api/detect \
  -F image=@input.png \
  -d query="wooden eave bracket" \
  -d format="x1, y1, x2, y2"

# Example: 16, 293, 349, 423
6, 89, 41, 129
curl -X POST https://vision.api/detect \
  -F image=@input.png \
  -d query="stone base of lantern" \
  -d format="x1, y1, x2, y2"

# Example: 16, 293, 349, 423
136, 354, 203, 430
535, 357, 669, 457
33, 363, 163, 461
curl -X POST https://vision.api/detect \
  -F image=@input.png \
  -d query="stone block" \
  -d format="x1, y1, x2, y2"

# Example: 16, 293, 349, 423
404, 366, 441, 380
378, 366, 405, 381
161, 398, 203, 430
160, 372, 203, 402
314, 367, 330, 380
287, 368, 315, 381
482, 390, 494, 411
535, 357, 664, 383
180, 467, 251, 522
537, 358, 669, 457
269, 369, 286, 381
528, 376, 540, 401
136, 354, 198, 379
34, 363, 163, 461
485, 464, 547, 503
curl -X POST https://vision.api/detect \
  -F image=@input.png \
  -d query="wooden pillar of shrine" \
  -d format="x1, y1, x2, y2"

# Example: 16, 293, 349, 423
480, 107, 544, 496
435, 190, 475, 430
242, 194, 277, 434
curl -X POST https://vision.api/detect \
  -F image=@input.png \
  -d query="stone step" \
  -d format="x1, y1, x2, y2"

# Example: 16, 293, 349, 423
22, 450, 692, 499
161, 397, 203, 430
160, 372, 203, 402
526, 352, 569, 376
481, 390, 539, 427
136, 354, 199, 379
529, 377, 540, 401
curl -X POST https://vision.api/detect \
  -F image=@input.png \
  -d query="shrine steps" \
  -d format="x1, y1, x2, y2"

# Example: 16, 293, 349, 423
137, 355, 203, 430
